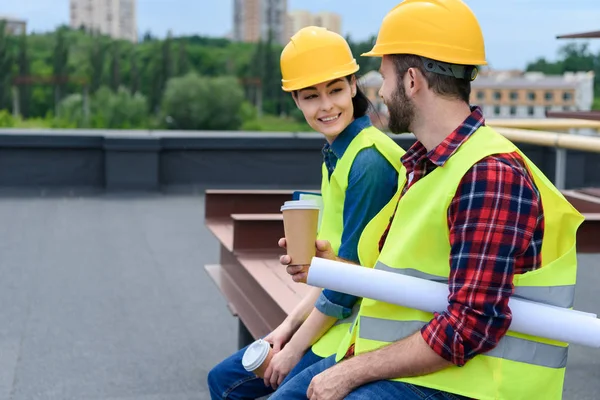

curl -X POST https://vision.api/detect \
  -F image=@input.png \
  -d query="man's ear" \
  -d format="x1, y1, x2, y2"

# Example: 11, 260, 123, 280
406, 67, 425, 96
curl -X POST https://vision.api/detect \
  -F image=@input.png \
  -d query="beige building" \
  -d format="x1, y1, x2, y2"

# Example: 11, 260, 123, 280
471, 70, 595, 118
287, 10, 312, 39
70, 0, 137, 42
233, 0, 288, 45
0, 14, 26, 35
286, 10, 342, 38
359, 69, 595, 121
313, 12, 341, 35
358, 70, 387, 113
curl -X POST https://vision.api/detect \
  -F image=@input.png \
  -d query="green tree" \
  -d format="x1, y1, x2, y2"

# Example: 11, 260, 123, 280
110, 42, 120, 91
347, 34, 380, 73
129, 52, 139, 94
56, 93, 85, 125
17, 32, 31, 117
0, 109, 14, 127
0, 21, 13, 111
52, 29, 69, 115
148, 33, 173, 113
89, 37, 107, 93
161, 72, 245, 130
176, 41, 190, 76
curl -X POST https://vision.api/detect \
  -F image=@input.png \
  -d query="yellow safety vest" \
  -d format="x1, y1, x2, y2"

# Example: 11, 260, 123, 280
336, 126, 584, 399
310, 125, 405, 358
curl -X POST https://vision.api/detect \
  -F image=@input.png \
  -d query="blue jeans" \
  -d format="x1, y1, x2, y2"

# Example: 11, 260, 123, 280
270, 355, 470, 400
207, 345, 323, 399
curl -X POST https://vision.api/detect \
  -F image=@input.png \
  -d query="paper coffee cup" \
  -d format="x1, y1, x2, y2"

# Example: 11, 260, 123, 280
242, 339, 274, 378
280, 200, 320, 266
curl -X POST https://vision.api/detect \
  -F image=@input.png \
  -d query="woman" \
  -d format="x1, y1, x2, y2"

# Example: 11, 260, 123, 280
207, 26, 405, 399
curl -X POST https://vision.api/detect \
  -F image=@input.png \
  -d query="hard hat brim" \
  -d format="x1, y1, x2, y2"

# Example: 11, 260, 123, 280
281, 63, 360, 92
361, 50, 382, 58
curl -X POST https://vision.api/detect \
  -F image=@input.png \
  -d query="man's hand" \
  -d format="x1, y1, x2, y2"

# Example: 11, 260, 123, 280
278, 238, 337, 283
307, 363, 354, 400
263, 320, 294, 353
262, 343, 305, 389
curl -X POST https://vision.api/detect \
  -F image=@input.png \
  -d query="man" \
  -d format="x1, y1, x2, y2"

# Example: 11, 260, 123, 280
273, 0, 583, 399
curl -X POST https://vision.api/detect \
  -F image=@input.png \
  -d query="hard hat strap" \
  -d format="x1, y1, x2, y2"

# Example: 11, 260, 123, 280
420, 56, 478, 81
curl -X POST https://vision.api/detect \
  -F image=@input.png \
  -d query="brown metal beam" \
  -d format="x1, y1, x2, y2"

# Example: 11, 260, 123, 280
205, 189, 294, 219
557, 30, 600, 39
546, 110, 600, 122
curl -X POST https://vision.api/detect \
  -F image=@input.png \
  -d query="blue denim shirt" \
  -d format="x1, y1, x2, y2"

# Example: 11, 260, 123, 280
315, 115, 399, 319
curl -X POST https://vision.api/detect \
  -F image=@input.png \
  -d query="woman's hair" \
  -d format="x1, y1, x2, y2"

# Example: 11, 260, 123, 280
348, 75, 371, 119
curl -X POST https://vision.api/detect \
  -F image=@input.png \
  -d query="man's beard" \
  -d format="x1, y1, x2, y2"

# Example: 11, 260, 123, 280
386, 84, 415, 134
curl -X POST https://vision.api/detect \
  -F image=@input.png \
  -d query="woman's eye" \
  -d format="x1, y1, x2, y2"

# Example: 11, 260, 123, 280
304, 94, 317, 100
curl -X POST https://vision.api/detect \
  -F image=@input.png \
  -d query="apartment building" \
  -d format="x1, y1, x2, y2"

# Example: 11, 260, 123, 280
359, 69, 595, 121
0, 14, 26, 35
233, 0, 288, 45
286, 10, 341, 38
358, 70, 387, 113
70, 0, 137, 42
471, 70, 595, 118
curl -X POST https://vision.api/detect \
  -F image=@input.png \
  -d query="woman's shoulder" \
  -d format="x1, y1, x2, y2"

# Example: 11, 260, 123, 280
351, 146, 398, 177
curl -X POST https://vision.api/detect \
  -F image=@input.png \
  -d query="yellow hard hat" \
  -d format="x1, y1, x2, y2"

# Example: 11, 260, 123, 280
281, 26, 359, 92
363, 0, 487, 66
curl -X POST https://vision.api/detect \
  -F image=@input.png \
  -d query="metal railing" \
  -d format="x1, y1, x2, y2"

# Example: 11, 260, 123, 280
495, 127, 600, 190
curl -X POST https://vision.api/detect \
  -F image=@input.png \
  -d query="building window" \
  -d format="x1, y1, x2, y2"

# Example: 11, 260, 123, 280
545, 92, 553, 101
563, 92, 573, 101
477, 91, 485, 100
493, 106, 501, 116
528, 106, 535, 116
493, 91, 501, 100
509, 106, 517, 116
510, 91, 518, 100
528, 91, 536, 101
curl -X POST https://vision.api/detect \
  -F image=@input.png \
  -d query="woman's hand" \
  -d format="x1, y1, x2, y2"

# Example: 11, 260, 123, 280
278, 238, 336, 283
263, 319, 295, 353
262, 342, 305, 390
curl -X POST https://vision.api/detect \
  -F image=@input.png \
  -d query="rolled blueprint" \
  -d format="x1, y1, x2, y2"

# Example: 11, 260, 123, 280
307, 258, 600, 348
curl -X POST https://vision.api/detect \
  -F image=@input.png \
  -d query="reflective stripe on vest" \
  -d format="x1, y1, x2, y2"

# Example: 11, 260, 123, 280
367, 261, 571, 369
374, 262, 575, 308
358, 317, 567, 369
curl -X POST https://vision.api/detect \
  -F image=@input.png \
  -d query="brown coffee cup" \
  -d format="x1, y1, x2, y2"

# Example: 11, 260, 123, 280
280, 200, 320, 267
241, 339, 274, 378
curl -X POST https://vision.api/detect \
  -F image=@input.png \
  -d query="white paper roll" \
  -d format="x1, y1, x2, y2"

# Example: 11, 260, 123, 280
307, 257, 600, 348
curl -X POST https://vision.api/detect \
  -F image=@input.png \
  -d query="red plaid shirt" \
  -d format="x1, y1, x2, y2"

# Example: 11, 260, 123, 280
353, 106, 545, 367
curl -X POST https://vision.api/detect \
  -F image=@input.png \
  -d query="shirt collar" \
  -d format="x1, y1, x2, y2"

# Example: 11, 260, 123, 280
401, 106, 485, 171
322, 115, 372, 159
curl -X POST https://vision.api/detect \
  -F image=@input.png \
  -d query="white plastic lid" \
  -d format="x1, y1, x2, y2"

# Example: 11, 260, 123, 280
280, 200, 320, 211
241, 339, 271, 372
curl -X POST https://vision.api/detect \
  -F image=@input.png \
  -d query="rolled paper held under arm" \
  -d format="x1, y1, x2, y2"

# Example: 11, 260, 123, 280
306, 257, 600, 348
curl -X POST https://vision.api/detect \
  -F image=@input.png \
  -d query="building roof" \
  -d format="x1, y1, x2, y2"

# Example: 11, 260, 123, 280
1, 192, 599, 398
0, 14, 26, 23
360, 69, 594, 90
472, 72, 594, 90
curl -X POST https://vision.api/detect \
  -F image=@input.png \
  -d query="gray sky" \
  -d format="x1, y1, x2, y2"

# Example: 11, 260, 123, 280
3, 0, 600, 70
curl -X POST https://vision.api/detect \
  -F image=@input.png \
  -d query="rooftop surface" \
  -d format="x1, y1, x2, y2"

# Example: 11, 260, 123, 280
1, 193, 598, 399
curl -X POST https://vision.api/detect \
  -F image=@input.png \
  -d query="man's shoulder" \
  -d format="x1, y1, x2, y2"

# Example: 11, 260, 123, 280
464, 152, 540, 196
